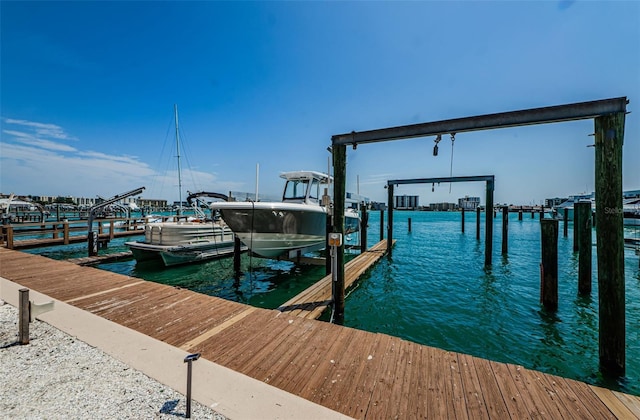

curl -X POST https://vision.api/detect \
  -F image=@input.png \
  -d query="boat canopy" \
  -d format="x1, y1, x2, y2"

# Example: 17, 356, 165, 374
279, 170, 331, 183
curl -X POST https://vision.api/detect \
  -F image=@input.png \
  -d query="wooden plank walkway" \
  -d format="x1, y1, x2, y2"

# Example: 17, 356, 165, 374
67, 251, 134, 266
1, 247, 639, 419
278, 240, 392, 319
7, 230, 141, 250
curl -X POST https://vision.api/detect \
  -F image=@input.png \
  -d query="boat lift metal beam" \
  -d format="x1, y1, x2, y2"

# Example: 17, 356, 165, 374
330, 97, 628, 377
386, 176, 494, 266
332, 97, 628, 146
88, 187, 145, 257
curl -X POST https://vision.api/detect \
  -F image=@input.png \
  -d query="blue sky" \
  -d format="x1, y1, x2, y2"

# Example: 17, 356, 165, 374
1, 1, 638, 206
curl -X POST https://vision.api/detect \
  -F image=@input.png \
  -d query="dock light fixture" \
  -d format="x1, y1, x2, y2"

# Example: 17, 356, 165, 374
433, 134, 442, 156
183, 353, 201, 418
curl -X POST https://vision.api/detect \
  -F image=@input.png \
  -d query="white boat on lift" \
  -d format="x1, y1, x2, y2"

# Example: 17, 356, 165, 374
210, 170, 360, 259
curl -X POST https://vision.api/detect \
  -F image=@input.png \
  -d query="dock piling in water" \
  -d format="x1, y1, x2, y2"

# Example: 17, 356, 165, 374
502, 205, 508, 255
576, 201, 592, 295
540, 219, 559, 311
476, 207, 481, 240
461, 208, 465, 233
594, 112, 626, 377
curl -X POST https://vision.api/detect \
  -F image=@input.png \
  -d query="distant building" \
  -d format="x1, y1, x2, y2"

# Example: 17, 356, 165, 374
429, 202, 457, 211
458, 196, 480, 210
139, 198, 168, 209
394, 195, 419, 210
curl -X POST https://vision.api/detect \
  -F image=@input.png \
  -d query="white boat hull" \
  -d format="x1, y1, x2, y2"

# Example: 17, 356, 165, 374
212, 202, 328, 258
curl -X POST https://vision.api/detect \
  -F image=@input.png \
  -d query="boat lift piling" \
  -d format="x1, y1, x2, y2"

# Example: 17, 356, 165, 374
360, 203, 369, 253
564, 208, 569, 237
502, 205, 509, 255
461, 208, 465, 233
385, 176, 495, 265
540, 219, 559, 311
576, 201, 593, 295
331, 97, 628, 377
476, 207, 481, 240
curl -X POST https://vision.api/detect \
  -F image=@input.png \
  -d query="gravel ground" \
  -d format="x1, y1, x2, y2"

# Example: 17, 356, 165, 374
0, 301, 226, 419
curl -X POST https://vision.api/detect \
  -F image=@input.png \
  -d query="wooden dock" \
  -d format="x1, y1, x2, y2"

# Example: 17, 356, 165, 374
278, 239, 392, 319
1, 247, 639, 419
1, 218, 150, 250
67, 251, 133, 266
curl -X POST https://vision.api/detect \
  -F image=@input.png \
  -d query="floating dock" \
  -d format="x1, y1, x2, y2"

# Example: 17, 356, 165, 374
1, 247, 639, 418
278, 239, 392, 319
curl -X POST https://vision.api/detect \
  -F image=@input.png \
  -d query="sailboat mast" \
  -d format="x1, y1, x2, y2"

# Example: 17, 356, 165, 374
174, 104, 183, 216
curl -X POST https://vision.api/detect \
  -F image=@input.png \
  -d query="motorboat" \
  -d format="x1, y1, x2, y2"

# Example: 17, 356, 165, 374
210, 170, 360, 259
125, 219, 238, 266
125, 192, 240, 266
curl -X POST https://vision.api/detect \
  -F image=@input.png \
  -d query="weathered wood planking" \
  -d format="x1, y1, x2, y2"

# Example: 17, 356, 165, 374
2, 246, 639, 419
278, 239, 392, 319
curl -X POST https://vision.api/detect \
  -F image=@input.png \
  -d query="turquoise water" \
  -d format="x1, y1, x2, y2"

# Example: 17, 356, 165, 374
25, 211, 640, 395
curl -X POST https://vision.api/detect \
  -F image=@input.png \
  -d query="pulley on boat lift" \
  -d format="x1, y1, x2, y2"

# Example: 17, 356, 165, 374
433, 134, 442, 156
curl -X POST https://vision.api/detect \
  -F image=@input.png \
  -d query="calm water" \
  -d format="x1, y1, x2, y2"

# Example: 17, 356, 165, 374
27, 211, 640, 395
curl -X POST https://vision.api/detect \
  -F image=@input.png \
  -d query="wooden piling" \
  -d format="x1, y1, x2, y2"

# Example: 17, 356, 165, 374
6, 226, 14, 249
332, 144, 346, 325
594, 112, 626, 377
233, 235, 242, 276
540, 206, 544, 220
563, 208, 569, 237
63, 222, 70, 245
476, 207, 481, 240
387, 184, 394, 257
531, 210, 535, 219
485, 179, 494, 266
540, 219, 558, 311
326, 214, 332, 275
573, 205, 579, 252
502, 206, 508, 255
576, 202, 592, 295
379, 209, 384, 242
19, 288, 29, 344
360, 203, 368, 254
518, 210, 523, 221
461, 208, 465, 233
408, 217, 412, 233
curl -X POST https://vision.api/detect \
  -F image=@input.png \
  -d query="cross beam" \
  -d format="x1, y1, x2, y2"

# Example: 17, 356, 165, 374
332, 97, 627, 146
386, 176, 494, 265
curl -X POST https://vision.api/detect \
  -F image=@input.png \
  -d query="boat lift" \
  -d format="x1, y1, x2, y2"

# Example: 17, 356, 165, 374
87, 187, 145, 256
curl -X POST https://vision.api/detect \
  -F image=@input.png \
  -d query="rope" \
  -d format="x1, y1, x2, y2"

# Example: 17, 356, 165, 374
449, 133, 456, 193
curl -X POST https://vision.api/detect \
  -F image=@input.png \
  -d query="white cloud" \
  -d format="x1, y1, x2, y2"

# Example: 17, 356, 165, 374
3, 118, 77, 141
2, 130, 77, 152
0, 117, 243, 201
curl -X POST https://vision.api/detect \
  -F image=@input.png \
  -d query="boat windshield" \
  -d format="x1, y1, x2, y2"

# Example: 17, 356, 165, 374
283, 177, 322, 203
283, 179, 310, 201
